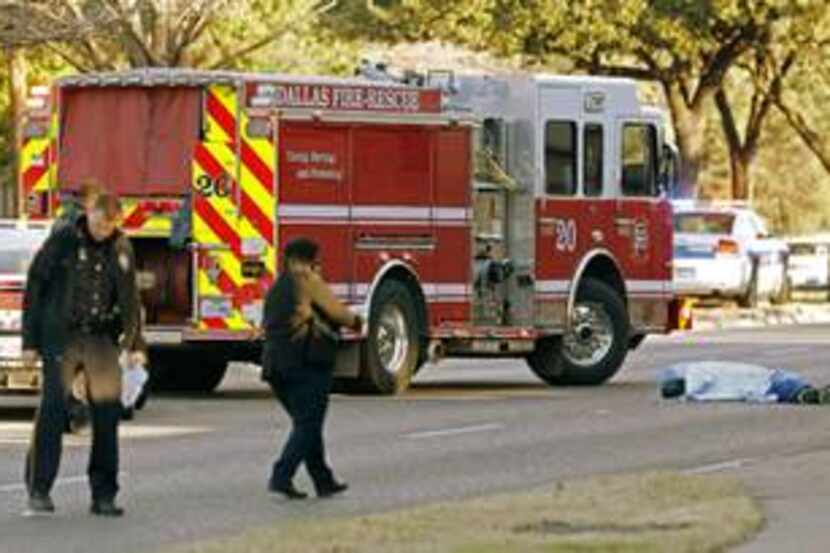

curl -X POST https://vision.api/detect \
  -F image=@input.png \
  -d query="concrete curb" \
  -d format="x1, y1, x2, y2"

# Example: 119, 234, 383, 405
692, 303, 830, 331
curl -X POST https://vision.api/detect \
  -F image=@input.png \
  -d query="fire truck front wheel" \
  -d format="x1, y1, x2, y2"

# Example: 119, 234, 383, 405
527, 278, 629, 386
362, 280, 420, 394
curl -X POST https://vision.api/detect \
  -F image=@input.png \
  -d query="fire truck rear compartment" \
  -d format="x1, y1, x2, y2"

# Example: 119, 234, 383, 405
57, 86, 201, 196
133, 238, 191, 325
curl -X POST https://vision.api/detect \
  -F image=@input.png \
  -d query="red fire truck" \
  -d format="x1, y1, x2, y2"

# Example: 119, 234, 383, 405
15, 67, 680, 395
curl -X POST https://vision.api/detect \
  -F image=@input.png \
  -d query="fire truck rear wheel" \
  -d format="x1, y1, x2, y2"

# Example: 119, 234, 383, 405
527, 278, 629, 386
148, 349, 228, 394
362, 280, 420, 395
174, 359, 228, 393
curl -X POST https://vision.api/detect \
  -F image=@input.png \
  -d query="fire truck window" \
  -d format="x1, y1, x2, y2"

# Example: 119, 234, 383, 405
544, 121, 577, 196
583, 124, 603, 197
622, 123, 658, 197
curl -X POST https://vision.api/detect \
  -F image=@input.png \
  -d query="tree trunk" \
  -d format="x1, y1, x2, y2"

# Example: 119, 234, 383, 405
664, 84, 707, 198
7, 47, 27, 217
729, 151, 753, 201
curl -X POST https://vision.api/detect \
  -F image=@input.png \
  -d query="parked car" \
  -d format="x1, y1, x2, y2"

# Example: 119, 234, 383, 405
787, 237, 830, 298
672, 203, 790, 307
0, 219, 51, 401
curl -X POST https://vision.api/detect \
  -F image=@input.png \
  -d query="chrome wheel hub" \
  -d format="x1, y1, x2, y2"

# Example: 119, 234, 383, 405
375, 304, 409, 374
562, 303, 614, 367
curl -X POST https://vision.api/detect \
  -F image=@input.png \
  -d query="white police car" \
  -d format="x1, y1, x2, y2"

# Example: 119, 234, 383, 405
787, 236, 830, 297
673, 202, 790, 307
0, 219, 51, 400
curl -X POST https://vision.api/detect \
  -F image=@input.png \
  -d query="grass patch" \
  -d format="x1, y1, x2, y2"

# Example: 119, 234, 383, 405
167, 472, 763, 553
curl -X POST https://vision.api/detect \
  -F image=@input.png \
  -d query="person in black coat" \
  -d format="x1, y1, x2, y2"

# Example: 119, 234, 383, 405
21, 191, 144, 518
261, 238, 362, 500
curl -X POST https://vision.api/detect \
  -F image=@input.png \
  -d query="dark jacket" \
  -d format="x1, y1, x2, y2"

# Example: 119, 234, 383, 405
261, 271, 357, 381
22, 216, 143, 356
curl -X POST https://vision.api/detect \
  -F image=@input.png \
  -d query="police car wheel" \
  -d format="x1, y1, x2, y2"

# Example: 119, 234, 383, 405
739, 261, 759, 308
363, 280, 419, 395
527, 278, 629, 386
771, 272, 791, 305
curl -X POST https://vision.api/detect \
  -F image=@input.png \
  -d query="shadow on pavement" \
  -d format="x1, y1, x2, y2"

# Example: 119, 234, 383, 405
410, 381, 548, 392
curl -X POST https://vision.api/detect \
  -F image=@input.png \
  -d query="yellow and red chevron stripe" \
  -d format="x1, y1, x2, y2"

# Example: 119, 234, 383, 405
191, 83, 277, 332
193, 141, 247, 330
205, 85, 277, 280
19, 112, 58, 217
120, 198, 182, 237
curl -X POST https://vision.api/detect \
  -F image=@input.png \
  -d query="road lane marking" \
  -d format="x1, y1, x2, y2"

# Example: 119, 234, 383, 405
0, 423, 212, 448
683, 458, 754, 475
0, 472, 129, 494
403, 423, 504, 440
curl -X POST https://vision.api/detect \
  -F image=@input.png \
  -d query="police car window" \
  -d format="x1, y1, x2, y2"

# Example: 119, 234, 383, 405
790, 243, 816, 255
0, 233, 46, 274
544, 121, 577, 196
673, 213, 735, 234
584, 124, 603, 197
622, 123, 658, 197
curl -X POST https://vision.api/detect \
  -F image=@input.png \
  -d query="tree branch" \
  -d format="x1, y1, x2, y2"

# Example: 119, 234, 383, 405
693, 24, 758, 107
775, 96, 830, 175
207, 0, 338, 69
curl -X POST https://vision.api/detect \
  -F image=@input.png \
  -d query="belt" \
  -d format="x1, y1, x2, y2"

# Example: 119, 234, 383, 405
70, 321, 112, 335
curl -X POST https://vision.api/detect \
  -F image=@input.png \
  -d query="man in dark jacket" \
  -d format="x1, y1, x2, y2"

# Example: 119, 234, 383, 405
22, 191, 143, 518
50, 180, 103, 434
262, 238, 362, 500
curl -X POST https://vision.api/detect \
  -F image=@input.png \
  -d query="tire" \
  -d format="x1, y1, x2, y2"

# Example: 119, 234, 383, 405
361, 280, 420, 395
526, 278, 629, 386
629, 334, 646, 351
173, 360, 228, 393
148, 348, 228, 394
771, 268, 791, 306
739, 260, 759, 308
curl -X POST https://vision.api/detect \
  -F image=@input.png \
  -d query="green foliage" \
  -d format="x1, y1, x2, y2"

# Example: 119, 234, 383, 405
3, 1, 830, 231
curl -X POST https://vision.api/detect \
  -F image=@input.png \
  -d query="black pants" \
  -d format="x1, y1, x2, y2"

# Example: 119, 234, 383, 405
269, 368, 335, 491
25, 336, 122, 501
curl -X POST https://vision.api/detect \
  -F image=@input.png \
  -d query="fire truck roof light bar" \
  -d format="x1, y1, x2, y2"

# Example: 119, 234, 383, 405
58, 69, 428, 90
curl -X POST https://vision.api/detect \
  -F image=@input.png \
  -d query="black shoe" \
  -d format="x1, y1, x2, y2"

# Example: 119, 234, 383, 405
798, 388, 821, 404
269, 483, 308, 500
23, 494, 55, 517
316, 481, 348, 499
90, 499, 124, 517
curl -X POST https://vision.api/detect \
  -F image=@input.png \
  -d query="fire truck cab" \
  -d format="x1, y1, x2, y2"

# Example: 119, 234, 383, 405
440, 72, 678, 387
17, 68, 679, 395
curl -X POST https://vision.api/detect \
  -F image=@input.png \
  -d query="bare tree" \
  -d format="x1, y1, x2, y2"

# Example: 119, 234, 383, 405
0, 0, 337, 70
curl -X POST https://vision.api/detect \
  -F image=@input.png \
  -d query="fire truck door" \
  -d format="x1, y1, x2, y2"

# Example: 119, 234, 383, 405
614, 120, 663, 278
190, 83, 277, 332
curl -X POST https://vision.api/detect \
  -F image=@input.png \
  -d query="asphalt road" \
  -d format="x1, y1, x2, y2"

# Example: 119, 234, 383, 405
1, 325, 829, 553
